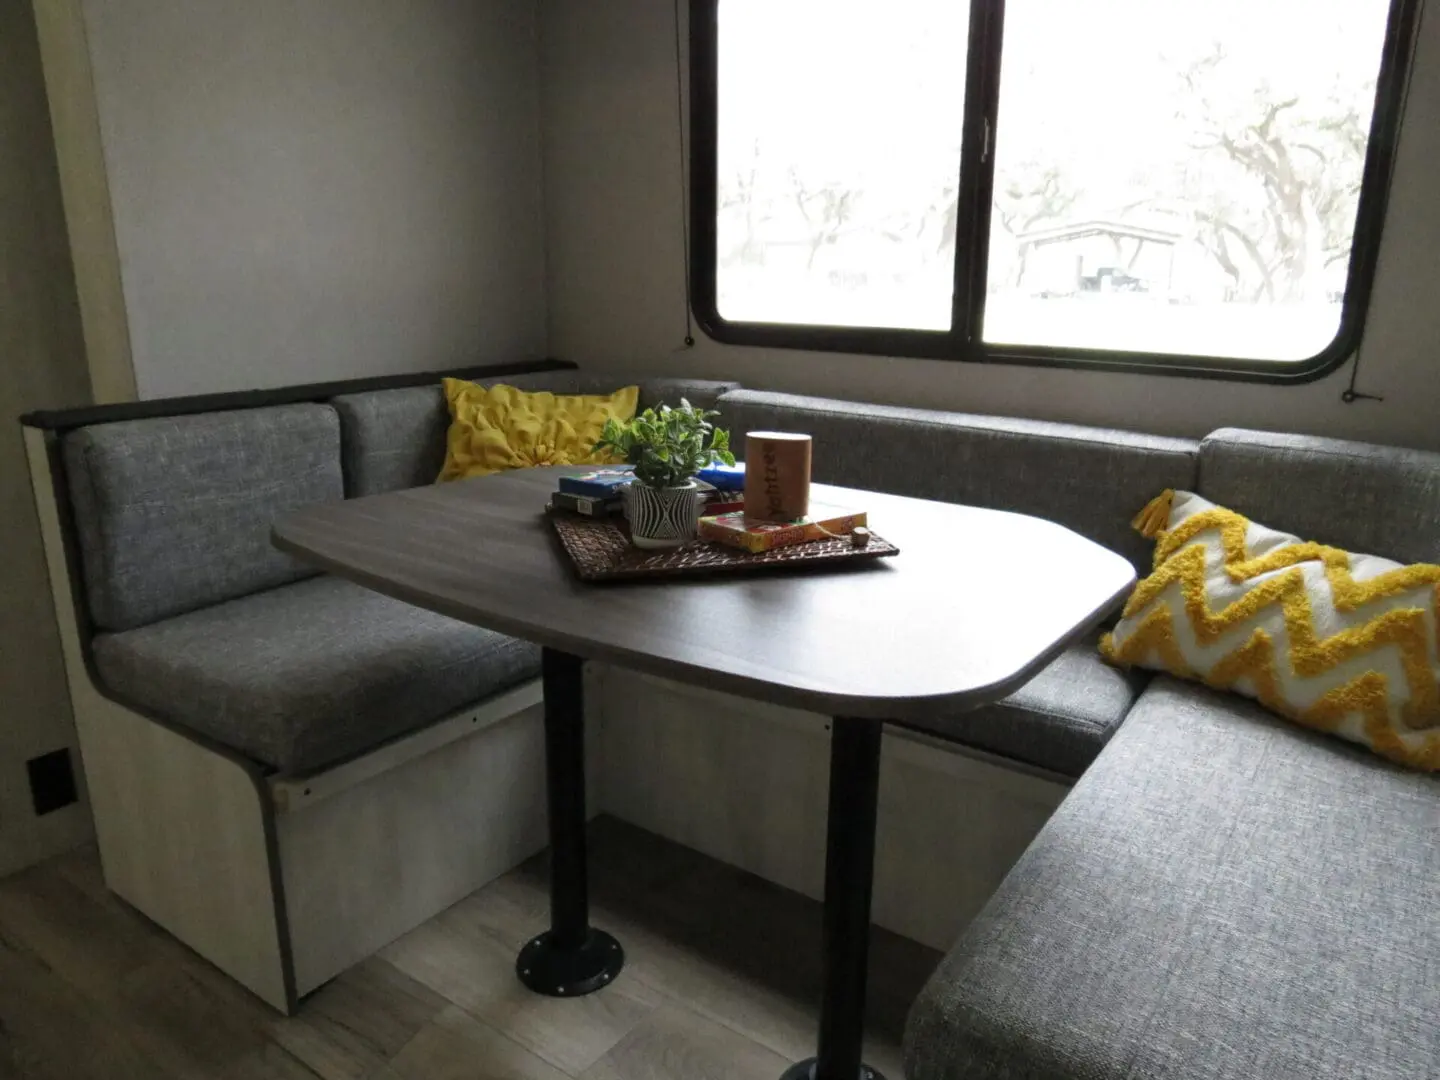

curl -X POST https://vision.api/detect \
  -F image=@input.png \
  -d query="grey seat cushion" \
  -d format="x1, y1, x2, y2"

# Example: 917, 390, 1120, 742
720, 390, 1197, 574
905, 676, 1439, 1080
1201, 427, 1440, 565
332, 374, 742, 497
92, 575, 540, 774
903, 635, 1148, 777
64, 404, 343, 631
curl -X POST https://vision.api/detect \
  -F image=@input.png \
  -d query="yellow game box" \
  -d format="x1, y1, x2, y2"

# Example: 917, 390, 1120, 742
697, 505, 867, 554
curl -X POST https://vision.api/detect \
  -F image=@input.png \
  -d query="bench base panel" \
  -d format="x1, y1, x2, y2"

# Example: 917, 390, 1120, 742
280, 699, 550, 996
65, 682, 554, 1013
593, 666, 1068, 952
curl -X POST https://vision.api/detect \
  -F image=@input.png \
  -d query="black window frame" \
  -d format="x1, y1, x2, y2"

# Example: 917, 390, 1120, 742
688, 0, 1422, 383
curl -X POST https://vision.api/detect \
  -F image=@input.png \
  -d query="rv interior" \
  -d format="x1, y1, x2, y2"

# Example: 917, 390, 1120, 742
1, 1, 1435, 1078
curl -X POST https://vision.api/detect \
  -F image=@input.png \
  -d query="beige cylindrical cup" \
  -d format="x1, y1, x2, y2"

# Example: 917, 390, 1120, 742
744, 432, 812, 523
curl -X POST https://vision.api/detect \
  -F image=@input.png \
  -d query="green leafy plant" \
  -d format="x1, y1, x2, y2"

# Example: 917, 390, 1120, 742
593, 400, 736, 489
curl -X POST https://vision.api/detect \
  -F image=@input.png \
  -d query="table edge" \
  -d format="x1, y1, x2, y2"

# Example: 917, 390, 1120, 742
272, 523, 1136, 720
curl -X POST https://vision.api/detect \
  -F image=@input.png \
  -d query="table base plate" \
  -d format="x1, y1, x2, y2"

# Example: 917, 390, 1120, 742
779, 1057, 887, 1080
515, 928, 624, 997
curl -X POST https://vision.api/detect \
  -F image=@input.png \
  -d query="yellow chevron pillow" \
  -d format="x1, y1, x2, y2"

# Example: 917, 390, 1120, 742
1101, 490, 1440, 770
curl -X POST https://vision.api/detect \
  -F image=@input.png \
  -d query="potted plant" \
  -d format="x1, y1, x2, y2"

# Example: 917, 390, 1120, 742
593, 401, 735, 549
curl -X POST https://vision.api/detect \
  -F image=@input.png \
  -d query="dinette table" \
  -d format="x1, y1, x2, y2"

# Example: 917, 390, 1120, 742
273, 464, 1134, 1080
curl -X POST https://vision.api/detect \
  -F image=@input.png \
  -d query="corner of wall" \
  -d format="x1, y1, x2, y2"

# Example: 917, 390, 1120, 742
32, 0, 137, 405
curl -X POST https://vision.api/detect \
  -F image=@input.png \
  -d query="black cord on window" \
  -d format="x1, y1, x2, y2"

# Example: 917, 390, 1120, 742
674, 0, 695, 349
1342, 350, 1384, 403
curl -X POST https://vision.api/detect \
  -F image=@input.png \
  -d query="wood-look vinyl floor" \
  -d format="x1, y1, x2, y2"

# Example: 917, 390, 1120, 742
0, 817, 941, 1079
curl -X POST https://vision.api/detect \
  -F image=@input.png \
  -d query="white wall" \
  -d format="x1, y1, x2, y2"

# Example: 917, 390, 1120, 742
80, 0, 548, 399
541, 0, 1440, 452
0, 0, 95, 875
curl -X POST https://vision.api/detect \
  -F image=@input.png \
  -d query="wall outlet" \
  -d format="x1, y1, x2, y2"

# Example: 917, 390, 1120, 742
26, 748, 78, 816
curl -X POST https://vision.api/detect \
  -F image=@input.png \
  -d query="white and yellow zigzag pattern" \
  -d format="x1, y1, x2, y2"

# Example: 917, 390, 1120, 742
1102, 490, 1440, 771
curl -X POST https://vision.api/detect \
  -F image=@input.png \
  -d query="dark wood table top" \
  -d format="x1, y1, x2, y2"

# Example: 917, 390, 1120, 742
273, 466, 1135, 720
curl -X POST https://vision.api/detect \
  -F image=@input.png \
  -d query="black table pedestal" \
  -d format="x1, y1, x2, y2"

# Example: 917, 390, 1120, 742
517, 655, 886, 1078
780, 715, 888, 1080
515, 648, 625, 997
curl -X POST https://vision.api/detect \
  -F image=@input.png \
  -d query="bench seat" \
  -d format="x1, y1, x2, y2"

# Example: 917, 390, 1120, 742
93, 575, 539, 774
718, 389, 1199, 575
905, 675, 1438, 1080
906, 634, 1149, 777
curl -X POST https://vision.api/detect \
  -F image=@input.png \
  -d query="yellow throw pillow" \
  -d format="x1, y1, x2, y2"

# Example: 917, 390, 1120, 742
436, 379, 639, 482
1102, 489, 1440, 771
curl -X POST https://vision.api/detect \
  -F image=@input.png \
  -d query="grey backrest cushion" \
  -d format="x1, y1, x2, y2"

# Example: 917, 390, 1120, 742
64, 404, 343, 632
333, 373, 742, 498
1200, 428, 1440, 565
330, 384, 454, 498
719, 389, 1198, 572
631, 376, 743, 412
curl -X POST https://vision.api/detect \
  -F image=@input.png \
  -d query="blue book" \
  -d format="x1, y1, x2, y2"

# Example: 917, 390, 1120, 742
558, 467, 634, 497
696, 462, 745, 490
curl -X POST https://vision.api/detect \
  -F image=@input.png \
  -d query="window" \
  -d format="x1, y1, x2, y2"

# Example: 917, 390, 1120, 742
690, 0, 1418, 379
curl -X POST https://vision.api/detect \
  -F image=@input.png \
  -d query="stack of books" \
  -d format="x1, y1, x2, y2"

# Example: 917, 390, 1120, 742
550, 468, 633, 517
696, 463, 745, 514
549, 463, 749, 519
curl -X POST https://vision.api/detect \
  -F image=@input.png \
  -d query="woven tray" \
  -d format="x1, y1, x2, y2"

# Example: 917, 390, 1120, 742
547, 511, 899, 582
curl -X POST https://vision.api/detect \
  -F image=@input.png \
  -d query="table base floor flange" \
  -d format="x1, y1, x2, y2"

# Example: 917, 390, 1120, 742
515, 928, 625, 997
780, 1058, 886, 1080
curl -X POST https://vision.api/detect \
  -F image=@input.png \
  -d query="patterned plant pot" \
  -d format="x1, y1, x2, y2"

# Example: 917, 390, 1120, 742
623, 480, 700, 549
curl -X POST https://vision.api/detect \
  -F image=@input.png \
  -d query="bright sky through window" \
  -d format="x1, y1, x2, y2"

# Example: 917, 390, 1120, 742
711, 0, 1395, 363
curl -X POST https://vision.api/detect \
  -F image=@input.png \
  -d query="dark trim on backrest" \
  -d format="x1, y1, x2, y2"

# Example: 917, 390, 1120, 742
18, 358, 577, 432
32, 428, 101, 678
